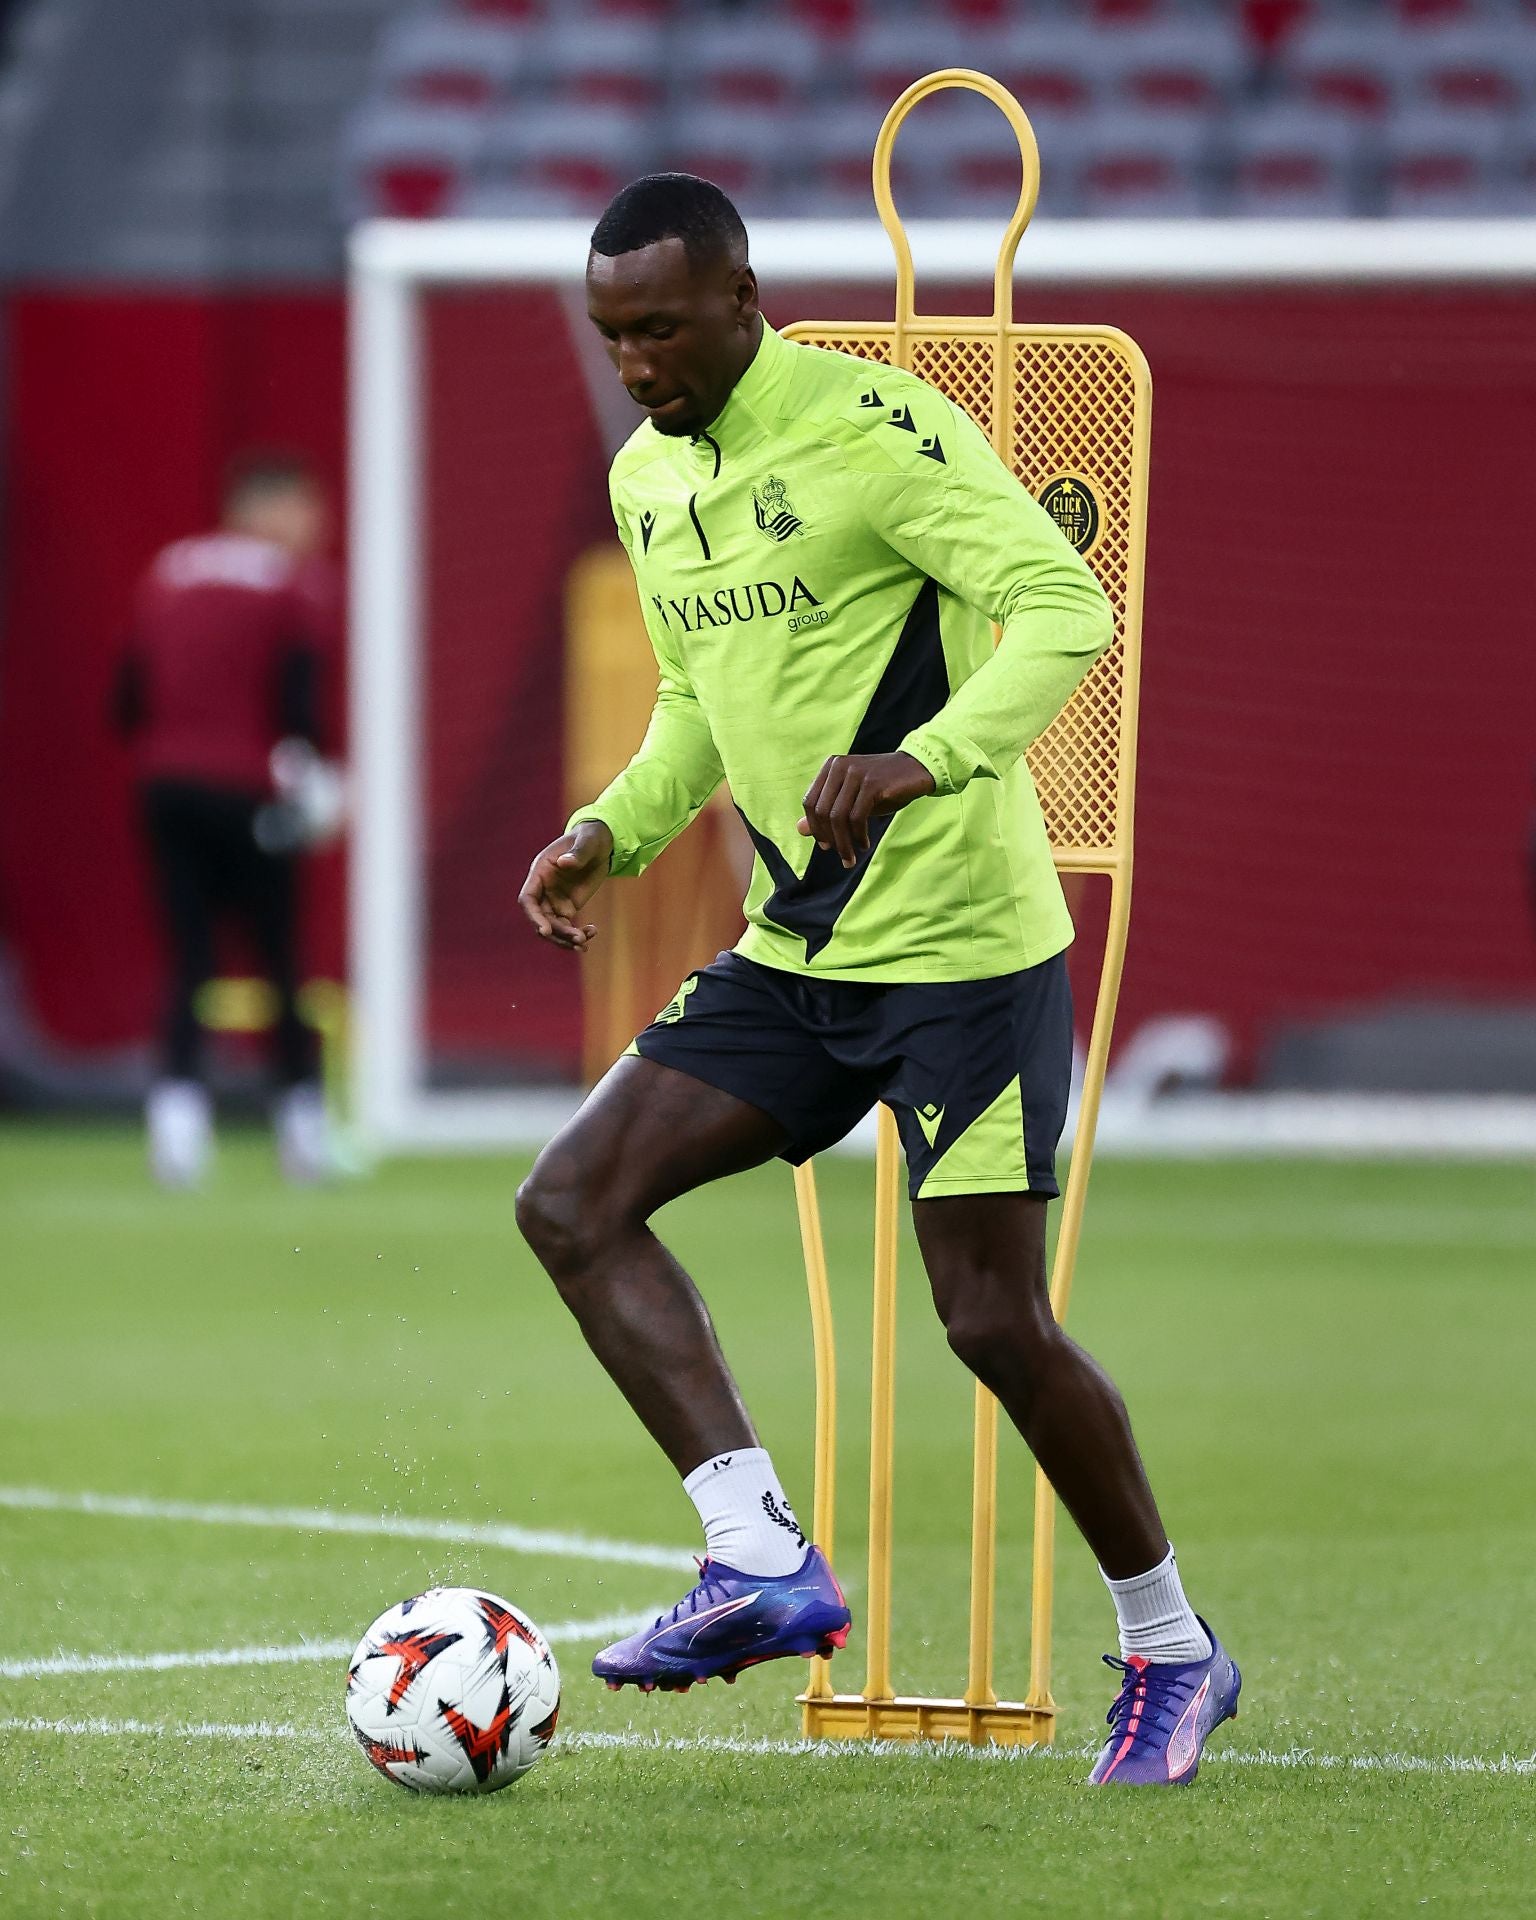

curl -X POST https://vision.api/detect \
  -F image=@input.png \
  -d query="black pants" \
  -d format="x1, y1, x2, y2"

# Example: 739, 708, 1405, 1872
140, 780, 314, 1087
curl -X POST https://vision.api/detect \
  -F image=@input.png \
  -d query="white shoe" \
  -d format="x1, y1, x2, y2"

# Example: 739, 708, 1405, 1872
275, 1082, 331, 1185
147, 1080, 212, 1188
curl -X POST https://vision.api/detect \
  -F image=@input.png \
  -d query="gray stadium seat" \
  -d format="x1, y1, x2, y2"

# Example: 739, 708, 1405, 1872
847, 14, 974, 107
1073, 108, 1214, 214
539, 13, 669, 109
1091, 19, 1250, 115
1288, 19, 1408, 116
375, 14, 529, 109
1396, 20, 1534, 111
1225, 103, 1367, 215
990, 23, 1110, 117
481, 100, 659, 207
790, 97, 948, 216
665, 102, 790, 209
1380, 104, 1513, 210
681, 17, 820, 108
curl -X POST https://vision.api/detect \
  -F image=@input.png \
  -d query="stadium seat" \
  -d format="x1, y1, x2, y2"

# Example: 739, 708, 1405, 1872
847, 15, 970, 107
1074, 109, 1213, 213
793, 99, 946, 215
1380, 105, 1512, 211
683, 18, 819, 108
1093, 20, 1251, 114
1388, 0, 1490, 23
1288, 19, 1407, 115
791, 0, 865, 39
666, 104, 788, 210
539, 13, 668, 109
1503, 120, 1536, 209
481, 101, 658, 207
1239, 0, 1314, 62
1397, 22, 1532, 111
923, 86, 1088, 216
375, 15, 528, 111
990, 23, 1108, 117
1085, 0, 1219, 20
1225, 102, 1365, 214
342, 104, 481, 219
456, 0, 545, 19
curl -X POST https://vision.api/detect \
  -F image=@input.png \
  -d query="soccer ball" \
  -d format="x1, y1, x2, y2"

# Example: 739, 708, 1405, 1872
346, 1586, 561, 1794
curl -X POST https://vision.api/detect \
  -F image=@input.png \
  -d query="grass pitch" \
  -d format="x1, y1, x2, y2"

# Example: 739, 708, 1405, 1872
1, 1124, 1533, 1917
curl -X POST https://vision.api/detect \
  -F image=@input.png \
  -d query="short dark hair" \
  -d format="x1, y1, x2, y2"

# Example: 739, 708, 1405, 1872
223, 449, 318, 512
590, 173, 748, 270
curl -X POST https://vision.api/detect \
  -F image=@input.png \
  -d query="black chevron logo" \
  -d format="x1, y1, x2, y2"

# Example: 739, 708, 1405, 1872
918, 436, 945, 464
886, 405, 916, 433
859, 387, 883, 408
639, 509, 656, 553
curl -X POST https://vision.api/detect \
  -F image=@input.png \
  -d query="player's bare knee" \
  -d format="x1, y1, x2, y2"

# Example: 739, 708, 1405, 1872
940, 1294, 1062, 1397
515, 1154, 606, 1277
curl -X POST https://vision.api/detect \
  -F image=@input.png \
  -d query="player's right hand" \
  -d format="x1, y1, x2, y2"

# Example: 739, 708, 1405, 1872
518, 821, 614, 952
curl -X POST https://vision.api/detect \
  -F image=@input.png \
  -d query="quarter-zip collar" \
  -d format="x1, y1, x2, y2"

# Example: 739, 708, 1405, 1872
685, 321, 793, 468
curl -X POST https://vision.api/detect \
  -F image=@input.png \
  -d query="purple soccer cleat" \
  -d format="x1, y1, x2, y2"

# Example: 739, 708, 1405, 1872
593, 1546, 852, 1693
1089, 1619, 1241, 1786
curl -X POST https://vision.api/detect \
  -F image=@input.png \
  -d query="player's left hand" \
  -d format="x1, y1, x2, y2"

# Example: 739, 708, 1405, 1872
797, 751, 936, 869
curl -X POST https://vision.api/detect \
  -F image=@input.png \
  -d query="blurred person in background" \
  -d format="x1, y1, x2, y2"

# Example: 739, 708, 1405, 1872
113, 451, 344, 1187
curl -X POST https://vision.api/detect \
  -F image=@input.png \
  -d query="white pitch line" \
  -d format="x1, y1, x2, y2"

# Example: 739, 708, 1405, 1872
0, 1613, 656, 1680
565, 1730, 1536, 1777
0, 1715, 335, 1742
0, 1718, 1531, 1779
0, 1485, 695, 1572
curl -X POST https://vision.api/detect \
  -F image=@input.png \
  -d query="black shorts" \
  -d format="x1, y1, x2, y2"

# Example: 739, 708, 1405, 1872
630, 950, 1073, 1200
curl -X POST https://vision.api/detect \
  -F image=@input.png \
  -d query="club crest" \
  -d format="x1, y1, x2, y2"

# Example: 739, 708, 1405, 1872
752, 475, 803, 543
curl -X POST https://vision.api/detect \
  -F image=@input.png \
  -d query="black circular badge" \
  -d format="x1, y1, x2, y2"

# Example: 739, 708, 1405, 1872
1038, 476, 1102, 556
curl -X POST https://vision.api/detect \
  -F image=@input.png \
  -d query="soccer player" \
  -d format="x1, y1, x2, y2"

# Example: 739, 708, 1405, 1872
115, 452, 338, 1187
517, 176, 1239, 1785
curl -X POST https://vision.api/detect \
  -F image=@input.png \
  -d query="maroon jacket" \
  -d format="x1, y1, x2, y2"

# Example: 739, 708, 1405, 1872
116, 533, 334, 792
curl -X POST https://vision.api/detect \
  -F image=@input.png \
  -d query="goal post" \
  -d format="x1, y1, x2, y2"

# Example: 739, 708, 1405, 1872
348, 213, 1536, 1155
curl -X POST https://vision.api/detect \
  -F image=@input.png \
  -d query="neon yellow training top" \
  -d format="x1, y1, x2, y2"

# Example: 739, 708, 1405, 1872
568, 321, 1113, 983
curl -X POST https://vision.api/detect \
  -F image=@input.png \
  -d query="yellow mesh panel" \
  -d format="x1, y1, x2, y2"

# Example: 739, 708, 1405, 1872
781, 320, 1148, 868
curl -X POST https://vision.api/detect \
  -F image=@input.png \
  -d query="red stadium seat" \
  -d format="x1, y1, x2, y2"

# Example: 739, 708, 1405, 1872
539, 16, 668, 109
793, 99, 942, 214
1240, 0, 1314, 61
792, 0, 865, 39
1381, 106, 1512, 211
376, 16, 527, 111
1398, 23, 1531, 112
992, 25, 1108, 116
1390, 0, 1489, 22
1074, 109, 1212, 214
456, 0, 544, 19
342, 105, 481, 221
1226, 103, 1364, 214
1288, 20, 1405, 115
666, 104, 787, 208
685, 19, 818, 109
1093, 20, 1249, 113
848, 16, 968, 107
481, 101, 659, 210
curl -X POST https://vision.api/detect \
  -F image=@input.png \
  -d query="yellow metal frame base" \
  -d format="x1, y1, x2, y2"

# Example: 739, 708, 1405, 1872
800, 1694, 1055, 1748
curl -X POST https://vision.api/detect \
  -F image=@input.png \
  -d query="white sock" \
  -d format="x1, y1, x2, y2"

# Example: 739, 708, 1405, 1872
1101, 1547, 1212, 1664
275, 1082, 331, 1185
682, 1447, 808, 1577
146, 1080, 212, 1189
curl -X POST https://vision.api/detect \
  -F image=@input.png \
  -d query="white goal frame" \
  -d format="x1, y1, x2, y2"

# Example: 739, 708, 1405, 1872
348, 217, 1536, 1155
